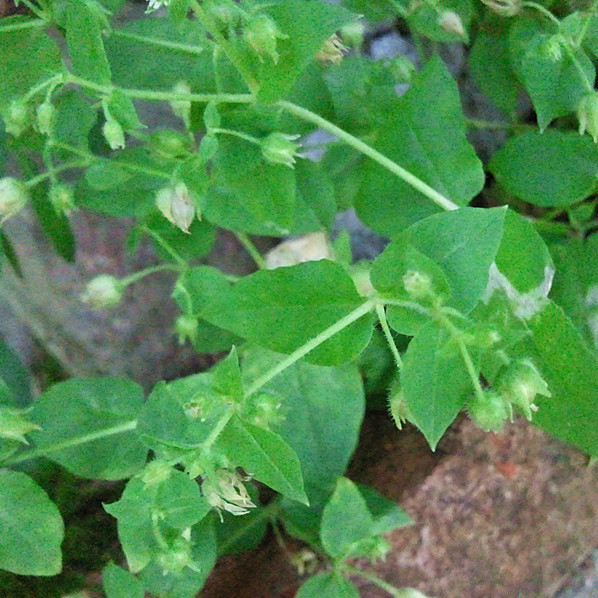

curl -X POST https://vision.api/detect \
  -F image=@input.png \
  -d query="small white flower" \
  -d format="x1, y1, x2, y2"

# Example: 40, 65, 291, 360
202, 470, 256, 518
146, 0, 170, 11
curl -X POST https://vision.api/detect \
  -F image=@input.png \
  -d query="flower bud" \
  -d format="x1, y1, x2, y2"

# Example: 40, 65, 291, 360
0, 177, 29, 223
340, 21, 365, 48
577, 91, 598, 143
156, 534, 192, 576
388, 56, 416, 83
102, 117, 126, 150
148, 129, 193, 160
3, 100, 30, 137
49, 183, 75, 215
140, 460, 173, 489
36, 101, 56, 136
402, 270, 433, 300
468, 391, 509, 432
243, 393, 284, 428
175, 314, 199, 345
0, 406, 40, 444
260, 132, 301, 168
438, 10, 466, 39
388, 386, 412, 430
80, 275, 123, 309
170, 81, 192, 129
315, 34, 347, 65
207, 1, 241, 31
499, 358, 550, 420
481, 0, 521, 16
243, 14, 287, 63
155, 182, 196, 233
540, 35, 563, 62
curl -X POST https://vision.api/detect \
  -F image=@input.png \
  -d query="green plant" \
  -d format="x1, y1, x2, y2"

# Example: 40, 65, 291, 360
1, 0, 598, 595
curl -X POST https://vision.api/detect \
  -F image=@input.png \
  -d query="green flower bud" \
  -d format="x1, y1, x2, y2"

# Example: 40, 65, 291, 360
480, 0, 521, 16
49, 183, 75, 215
3, 100, 30, 137
80, 275, 123, 309
102, 117, 126, 150
149, 129, 193, 160
156, 533, 192, 576
499, 358, 550, 420
438, 10, 466, 39
155, 182, 197, 233
243, 393, 284, 428
388, 56, 416, 84
340, 21, 365, 48
260, 132, 301, 168
388, 384, 412, 431
140, 460, 173, 488
175, 314, 199, 346
206, 1, 241, 31
0, 406, 40, 444
402, 270, 433, 300
36, 101, 56, 136
468, 391, 509, 432
0, 177, 29, 223
170, 81, 192, 129
577, 91, 598, 143
243, 14, 287, 63
540, 35, 564, 62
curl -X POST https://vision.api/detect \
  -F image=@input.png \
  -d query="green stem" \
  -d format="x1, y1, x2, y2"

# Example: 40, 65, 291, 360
24, 159, 90, 188
121, 264, 183, 286
466, 118, 535, 132
376, 304, 403, 371
343, 565, 405, 598
201, 407, 234, 450
244, 299, 376, 398
140, 226, 188, 267
521, 1, 560, 26
23, 74, 62, 103
235, 232, 267, 269
3, 420, 138, 466
16, 0, 46, 20
277, 100, 459, 212
187, 0, 259, 94
110, 29, 206, 55
0, 18, 46, 32
211, 127, 261, 146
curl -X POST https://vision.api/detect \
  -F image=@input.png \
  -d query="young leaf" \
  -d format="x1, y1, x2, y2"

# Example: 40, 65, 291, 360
402, 321, 474, 449
212, 347, 244, 403
105, 90, 145, 133
194, 260, 375, 366
356, 484, 413, 534
103, 562, 144, 598
490, 130, 598, 207
320, 477, 374, 559
0, 471, 64, 576
216, 415, 308, 504
29, 378, 147, 480
355, 57, 485, 235
296, 571, 360, 598
53, 88, 98, 155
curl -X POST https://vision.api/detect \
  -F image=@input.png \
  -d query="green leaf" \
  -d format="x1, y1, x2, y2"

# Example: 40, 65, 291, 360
193, 261, 374, 365
296, 571, 360, 598
254, 0, 358, 103
340, 0, 395, 20
407, 0, 473, 43
103, 562, 144, 598
320, 477, 374, 559
293, 159, 337, 232
469, 27, 520, 114
509, 17, 595, 130
525, 301, 598, 456
215, 498, 268, 555
217, 415, 308, 504
355, 56, 485, 234
0, 28, 61, 111
212, 347, 244, 403
0, 471, 64, 576
490, 130, 598, 208
402, 321, 474, 449
106, 90, 145, 133
356, 484, 413, 534
53, 88, 97, 154
0, 338, 32, 407
65, 0, 112, 85
137, 373, 229, 451
30, 378, 147, 480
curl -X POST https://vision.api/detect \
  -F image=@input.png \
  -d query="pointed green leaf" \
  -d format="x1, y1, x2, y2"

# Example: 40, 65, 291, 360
0, 471, 64, 576
212, 347, 244, 403
103, 562, 144, 598
296, 571, 360, 598
357, 484, 413, 534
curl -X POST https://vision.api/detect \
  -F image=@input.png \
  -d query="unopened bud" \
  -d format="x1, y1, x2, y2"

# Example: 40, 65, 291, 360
0, 177, 29, 223
402, 270, 433, 299
170, 81, 192, 128
438, 10, 466, 39
3, 100, 30, 137
140, 460, 173, 488
175, 314, 199, 345
468, 391, 509, 432
481, 0, 521, 16
80, 275, 123, 309
36, 101, 56, 136
340, 21, 365, 48
260, 132, 301, 168
388, 386, 412, 431
102, 118, 126, 150
49, 183, 75, 215
149, 129, 192, 160
315, 34, 347, 65
156, 534, 192, 576
541, 35, 563, 62
243, 14, 287, 63
155, 182, 196, 233
577, 91, 598, 143
0, 406, 40, 444
499, 359, 550, 420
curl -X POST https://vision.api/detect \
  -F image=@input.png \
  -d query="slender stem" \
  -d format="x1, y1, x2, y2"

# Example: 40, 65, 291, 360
187, 0, 259, 94
235, 232, 267, 269
64, 73, 254, 106
376, 304, 403, 371
15, 0, 46, 20
0, 18, 46, 32
466, 118, 535, 132
522, 1, 560, 26
3, 420, 138, 466
244, 299, 376, 398
110, 29, 206, 55
121, 264, 183, 286
24, 159, 90, 188
211, 127, 261, 146
23, 74, 62, 103
277, 100, 459, 212
343, 565, 405, 598
140, 226, 188, 267
201, 406, 234, 450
